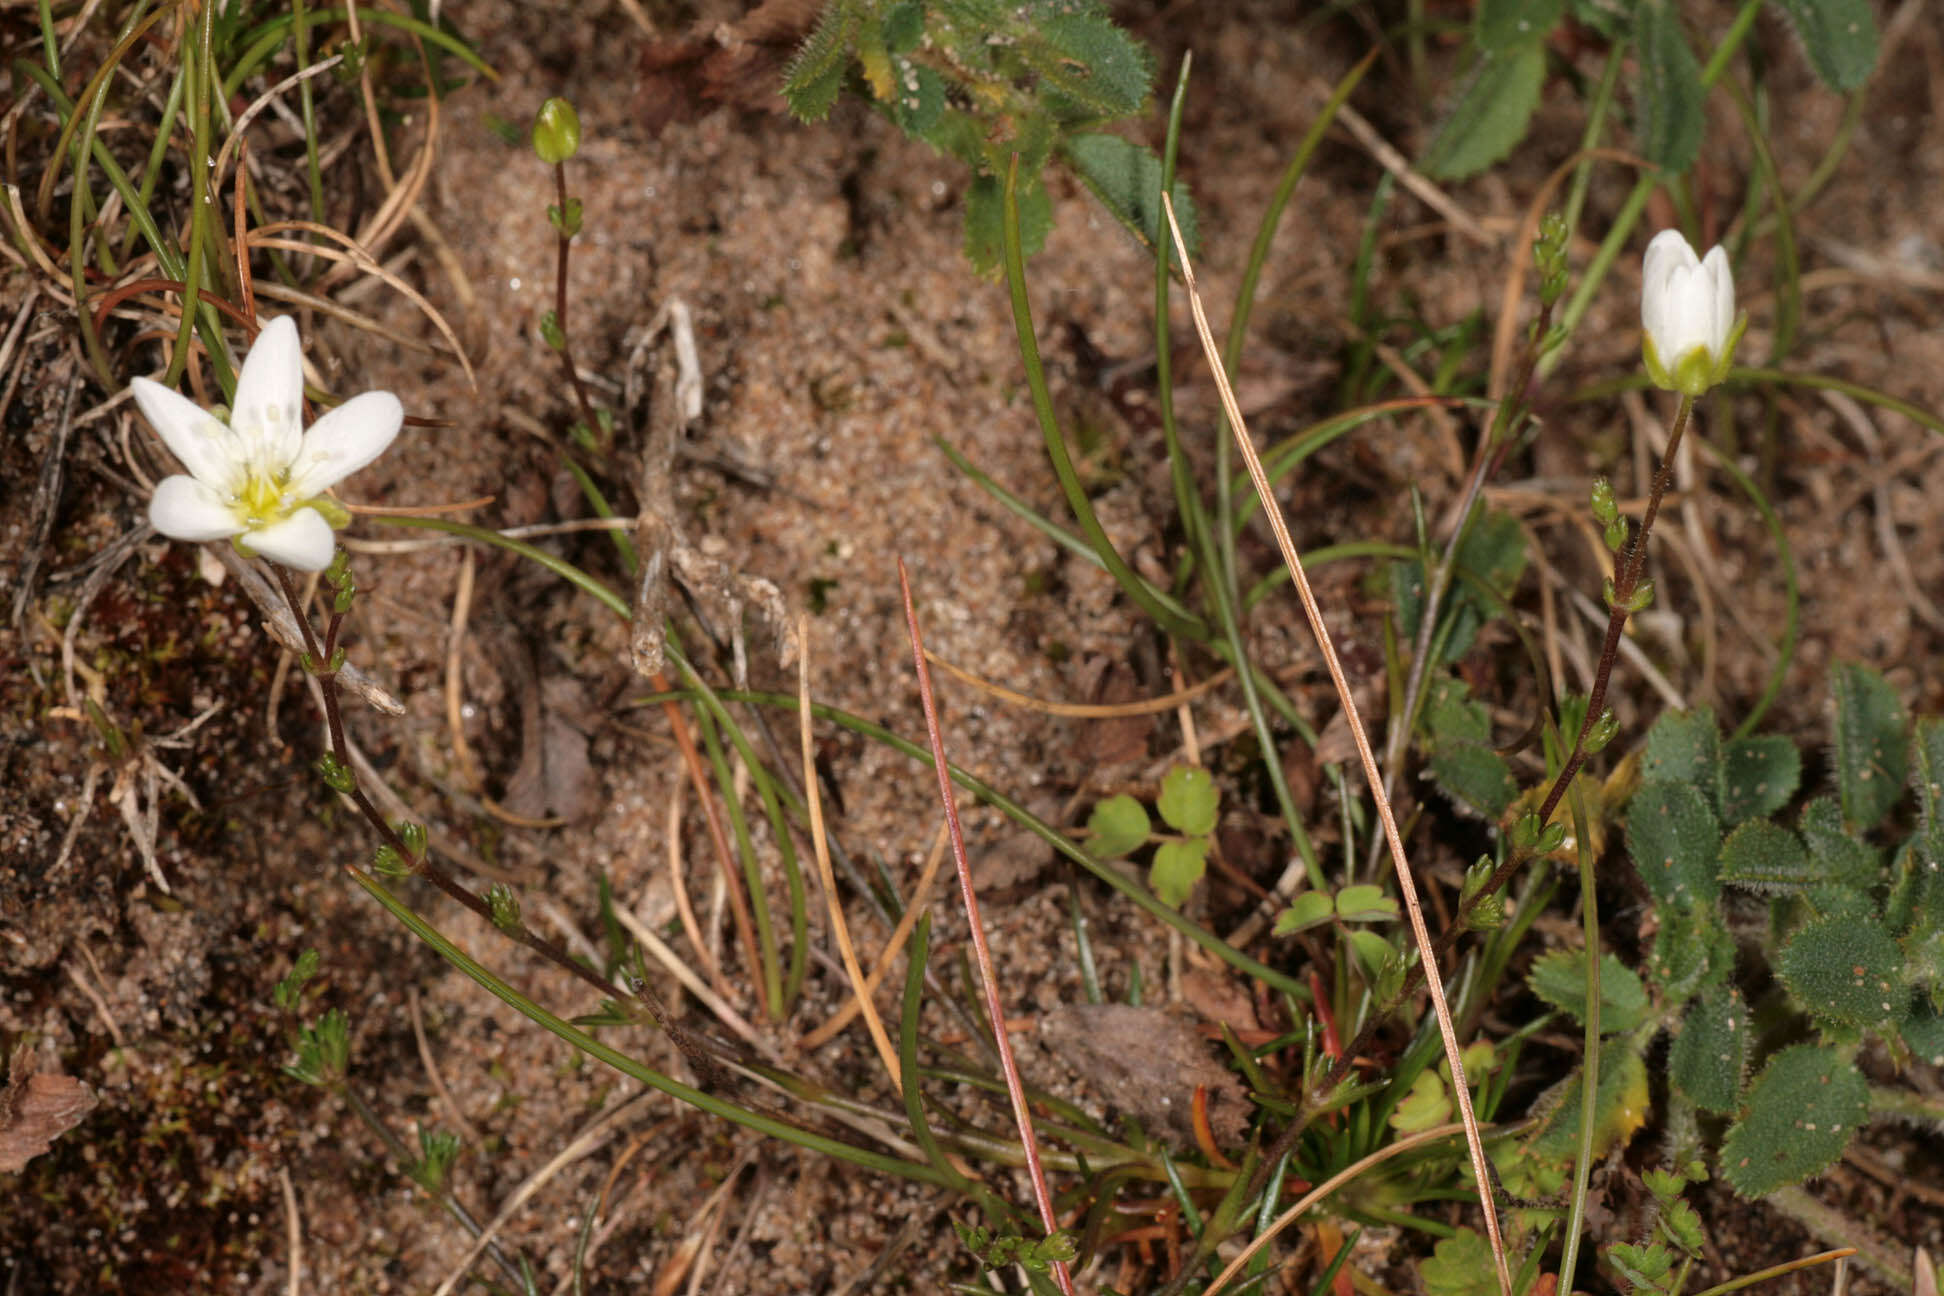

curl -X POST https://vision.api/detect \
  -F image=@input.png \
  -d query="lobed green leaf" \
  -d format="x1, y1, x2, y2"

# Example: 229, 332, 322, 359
1527, 948, 1650, 1035
1720, 1044, 1866, 1197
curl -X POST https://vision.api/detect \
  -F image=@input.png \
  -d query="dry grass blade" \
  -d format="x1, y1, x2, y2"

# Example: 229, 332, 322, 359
924, 647, 1233, 717
799, 822, 950, 1051
1162, 194, 1514, 1296
897, 559, 1075, 1296
1203, 1121, 1469, 1296
798, 613, 903, 1092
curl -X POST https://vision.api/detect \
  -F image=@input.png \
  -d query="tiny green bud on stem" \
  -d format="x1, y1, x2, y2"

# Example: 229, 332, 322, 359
316, 751, 354, 793
540, 310, 566, 351
531, 97, 581, 164
487, 883, 522, 931
397, 822, 428, 859
372, 844, 412, 876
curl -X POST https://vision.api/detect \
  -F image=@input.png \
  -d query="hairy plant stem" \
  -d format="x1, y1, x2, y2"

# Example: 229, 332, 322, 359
268, 564, 728, 1089
1314, 393, 1696, 1103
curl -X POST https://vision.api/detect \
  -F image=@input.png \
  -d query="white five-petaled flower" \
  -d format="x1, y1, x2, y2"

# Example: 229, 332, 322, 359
1640, 229, 1745, 397
132, 316, 402, 571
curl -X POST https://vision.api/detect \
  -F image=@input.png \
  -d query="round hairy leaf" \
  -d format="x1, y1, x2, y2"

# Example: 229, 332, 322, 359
1156, 765, 1218, 837
1720, 1045, 1866, 1197
1642, 708, 1722, 804
1902, 1004, 1944, 1066
1649, 904, 1736, 1005
1831, 661, 1908, 831
1627, 778, 1722, 905
1669, 987, 1749, 1114
1719, 735, 1801, 826
1796, 796, 1880, 889
1526, 949, 1649, 1035
1086, 794, 1150, 858
1777, 914, 1905, 1029
1717, 818, 1814, 894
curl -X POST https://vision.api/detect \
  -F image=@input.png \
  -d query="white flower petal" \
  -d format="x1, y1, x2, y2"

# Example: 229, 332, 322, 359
229, 315, 306, 468
150, 475, 244, 541
1701, 244, 1734, 353
287, 391, 403, 496
131, 377, 242, 489
243, 507, 337, 570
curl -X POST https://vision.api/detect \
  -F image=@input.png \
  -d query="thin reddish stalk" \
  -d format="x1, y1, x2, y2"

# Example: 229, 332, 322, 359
897, 558, 1074, 1296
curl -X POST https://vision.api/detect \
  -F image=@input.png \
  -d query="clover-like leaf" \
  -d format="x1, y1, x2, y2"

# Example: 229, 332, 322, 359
1335, 883, 1400, 924
1390, 1071, 1452, 1133
1627, 779, 1722, 905
1777, 913, 1905, 1029
1420, 1227, 1499, 1296
1720, 1044, 1866, 1197
1156, 764, 1218, 837
1149, 838, 1207, 908
1669, 986, 1749, 1114
1526, 948, 1650, 1035
1273, 891, 1335, 936
1086, 794, 1150, 859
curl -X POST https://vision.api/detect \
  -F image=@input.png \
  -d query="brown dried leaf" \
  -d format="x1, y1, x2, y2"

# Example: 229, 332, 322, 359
1040, 1004, 1247, 1148
0, 1048, 96, 1173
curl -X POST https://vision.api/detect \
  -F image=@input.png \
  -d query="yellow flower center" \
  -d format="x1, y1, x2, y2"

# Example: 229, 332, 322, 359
235, 470, 294, 528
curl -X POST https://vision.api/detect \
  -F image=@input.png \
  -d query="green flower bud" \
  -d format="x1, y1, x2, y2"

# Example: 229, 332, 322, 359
531, 97, 581, 164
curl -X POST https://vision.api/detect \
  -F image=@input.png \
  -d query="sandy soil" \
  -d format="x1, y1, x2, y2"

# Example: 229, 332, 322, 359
3, 1, 1943, 1292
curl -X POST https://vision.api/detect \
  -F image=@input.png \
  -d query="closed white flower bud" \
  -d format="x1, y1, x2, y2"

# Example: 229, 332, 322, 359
1641, 229, 1745, 397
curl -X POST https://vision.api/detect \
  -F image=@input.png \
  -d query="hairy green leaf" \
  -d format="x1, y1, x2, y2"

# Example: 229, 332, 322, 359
1669, 986, 1749, 1114
1430, 743, 1520, 820
1796, 796, 1880, 890
1831, 661, 1908, 830
1030, 13, 1153, 119
1527, 948, 1650, 1035
963, 171, 1052, 273
1767, 0, 1880, 89
1911, 716, 1944, 871
782, 5, 858, 122
1421, 1227, 1498, 1296
1650, 903, 1736, 1005
1421, 42, 1547, 180
1635, 0, 1704, 172
1720, 735, 1800, 826
1627, 778, 1722, 905
1717, 818, 1815, 894
1525, 1036, 1649, 1165
1476, 0, 1565, 51
1720, 1044, 1866, 1197
1061, 132, 1198, 267
1642, 708, 1722, 806
1903, 1003, 1944, 1066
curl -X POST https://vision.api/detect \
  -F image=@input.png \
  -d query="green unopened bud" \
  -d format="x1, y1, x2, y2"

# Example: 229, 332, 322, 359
332, 577, 356, 613
373, 844, 412, 876
1375, 951, 1407, 1004
324, 645, 346, 674
1590, 477, 1618, 525
548, 197, 583, 238
540, 310, 566, 351
487, 883, 522, 931
1583, 707, 1620, 754
1534, 211, 1570, 306
410, 1126, 461, 1193
531, 97, 581, 164
325, 549, 352, 585
316, 751, 354, 793
1511, 814, 1545, 853
1604, 517, 1630, 552
397, 821, 428, 859
1625, 579, 1655, 613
